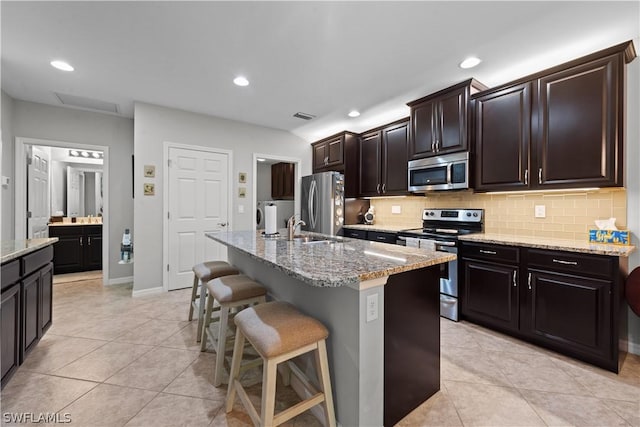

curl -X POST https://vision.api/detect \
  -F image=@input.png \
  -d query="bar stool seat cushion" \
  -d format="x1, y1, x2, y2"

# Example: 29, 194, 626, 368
234, 301, 328, 358
207, 274, 267, 304
193, 261, 239, 283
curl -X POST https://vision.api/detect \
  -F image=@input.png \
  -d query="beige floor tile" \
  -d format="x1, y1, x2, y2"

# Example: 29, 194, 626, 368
105, 347, 199, 391
467, 326, 540, 354
521, 389, 629, 426
54, 341, 154, 382
60, 384, 158, 426
70, 316, 153, 341
19, 335, 108, 373
444, 380, 545, 426
124, 393, 221, 426
602, 399, 640, 427
559, 361, 640, 402
159, 322, 201, 351
163, 352, 227, 401
489, 351, 591, 395
1, 371, 97, 415
441, 347, 511, 387
396, 389, 463, 427
440, 329, 481, 350
114, 319, 191, 346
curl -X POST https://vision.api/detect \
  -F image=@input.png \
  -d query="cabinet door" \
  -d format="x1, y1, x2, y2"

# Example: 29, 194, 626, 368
84, 228, 103, 271
462, 259, 519, 332
49, 227, 83, 274
525, 270, 612, 361
312, 142, 328, 172
536, 54, 622, 188
381, 120, 409, 195
359, 131, 382, 196
409, 99, 437, 160
326, 136, 344, 167
437, 86, 468, 154
40, 263, 53, 333
1, 283, 20, 386
474, 83, 532, 191
22, 272, 41, 357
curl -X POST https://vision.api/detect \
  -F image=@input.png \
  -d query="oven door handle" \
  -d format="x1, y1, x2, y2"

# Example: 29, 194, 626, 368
446, 163, 452, 185
434, 240, 456, 247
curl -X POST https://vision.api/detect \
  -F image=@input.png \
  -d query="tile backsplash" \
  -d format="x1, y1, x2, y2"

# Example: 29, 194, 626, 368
369, 188, 627, 240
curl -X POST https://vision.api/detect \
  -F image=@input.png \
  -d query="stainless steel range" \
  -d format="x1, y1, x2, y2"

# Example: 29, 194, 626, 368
397, 208, 484, 321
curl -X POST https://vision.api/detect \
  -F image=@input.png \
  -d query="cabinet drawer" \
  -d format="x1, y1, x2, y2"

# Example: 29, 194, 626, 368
368, 231, 397, 244
84, 225, 102, 235
48, 225, 83, 237
1, 260, 20, 290
343, 229, 367, 240
21, 246, 53, 277
461, 242, 519, 263
527, 249, 613, 278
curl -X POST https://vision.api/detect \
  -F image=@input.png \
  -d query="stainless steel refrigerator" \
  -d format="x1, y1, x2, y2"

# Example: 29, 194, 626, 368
301, 171, 344, 235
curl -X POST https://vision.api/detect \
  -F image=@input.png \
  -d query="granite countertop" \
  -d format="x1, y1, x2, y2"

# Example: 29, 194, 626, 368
48, 222, 102, 226
1, 238, 59, 264
342, 224, 416, 233
459, 233, 636, 257
207, 230, 455, 288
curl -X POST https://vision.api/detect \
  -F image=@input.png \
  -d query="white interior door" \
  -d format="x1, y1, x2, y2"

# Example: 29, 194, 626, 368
167, 147, 229, 290
66, 166, 82, 217
27, 146, 50, 239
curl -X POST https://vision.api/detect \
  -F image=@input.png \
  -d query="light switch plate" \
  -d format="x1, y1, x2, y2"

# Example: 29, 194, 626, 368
535, 205, 546, 218
1, 176, 9, 186
391, 205, 401, 214
366, 293, 378, 322
238, 205, 244, 213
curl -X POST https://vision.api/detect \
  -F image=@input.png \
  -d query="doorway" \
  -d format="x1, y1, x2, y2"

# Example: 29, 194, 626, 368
163, 142, 233, 291
252, 153, 302, 231
15, 137, 109, 286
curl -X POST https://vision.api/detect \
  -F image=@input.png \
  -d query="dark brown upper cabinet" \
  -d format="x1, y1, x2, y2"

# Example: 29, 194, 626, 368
271, 162, 295, 200
473, 40, 636, 192
408, 79, 487, 160
311, 132, 359, 198
359, 119, 409, 197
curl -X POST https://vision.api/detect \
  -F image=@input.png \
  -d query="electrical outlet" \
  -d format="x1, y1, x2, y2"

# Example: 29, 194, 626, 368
366, 293, 378, 322
535, 205, 546, 218
391, 205, 402, 214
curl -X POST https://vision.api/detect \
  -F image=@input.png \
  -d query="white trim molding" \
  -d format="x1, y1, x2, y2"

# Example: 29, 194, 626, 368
131, 286, 164, 298
107, 276, 134, 286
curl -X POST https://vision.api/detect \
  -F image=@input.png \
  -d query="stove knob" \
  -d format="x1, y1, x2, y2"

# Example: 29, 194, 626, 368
466, 212, 471, 217
430, 212, 435, 216
473, 213, 478, 217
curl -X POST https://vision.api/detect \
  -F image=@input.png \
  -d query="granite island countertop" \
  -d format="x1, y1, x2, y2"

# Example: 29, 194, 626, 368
207, 230, 455, 288
342, 224, 417, 233
1, 238, 59, 264
458, 233, 635, 257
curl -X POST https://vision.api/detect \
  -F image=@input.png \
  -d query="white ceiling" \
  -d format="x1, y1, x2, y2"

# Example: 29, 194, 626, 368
2, 1, 639, 142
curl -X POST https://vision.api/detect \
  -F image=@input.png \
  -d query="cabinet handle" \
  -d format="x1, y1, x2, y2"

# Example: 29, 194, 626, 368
80, 236, 83, 246
431, 141, 436, 152
479, 249, 497, 255
552, 258, 578, 266
538, 168, 542, 184
324, 156, 328, 166
377, 236, 386, 241
527, 272, 532, 290
88, 236, 91, 245
524, 169, 528, 185
382, 183, 386, 193
376, 183, 380, 194
513, 270, 517, 287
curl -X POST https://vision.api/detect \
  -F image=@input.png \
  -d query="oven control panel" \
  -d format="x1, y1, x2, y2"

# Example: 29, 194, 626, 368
422, 209, 483, 222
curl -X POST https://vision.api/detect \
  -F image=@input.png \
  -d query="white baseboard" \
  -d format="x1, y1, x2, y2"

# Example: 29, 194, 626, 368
131, 286, 164, 297
107, 276, 134, 286
628, 340, 640, 356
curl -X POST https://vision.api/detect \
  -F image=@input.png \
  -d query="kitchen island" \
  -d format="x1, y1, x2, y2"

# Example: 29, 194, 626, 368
207, 230, 454, 427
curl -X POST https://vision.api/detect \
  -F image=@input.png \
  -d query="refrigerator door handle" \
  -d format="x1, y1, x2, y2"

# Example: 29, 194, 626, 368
309, 179, 317, 230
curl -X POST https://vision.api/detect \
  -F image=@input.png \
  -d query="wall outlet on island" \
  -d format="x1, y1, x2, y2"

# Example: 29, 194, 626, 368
535, 205, 546, 218
366, 293, 378, 322
391, 205, 402, 214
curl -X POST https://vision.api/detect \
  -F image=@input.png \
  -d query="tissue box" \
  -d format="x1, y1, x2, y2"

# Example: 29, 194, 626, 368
588, 229, 630, 245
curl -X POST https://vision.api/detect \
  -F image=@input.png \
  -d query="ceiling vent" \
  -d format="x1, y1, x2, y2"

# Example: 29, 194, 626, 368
55, 92, 120, 114
293, 112, 316, 121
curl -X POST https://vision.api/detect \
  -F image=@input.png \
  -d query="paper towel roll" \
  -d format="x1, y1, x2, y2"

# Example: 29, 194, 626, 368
265, 205, 278, 235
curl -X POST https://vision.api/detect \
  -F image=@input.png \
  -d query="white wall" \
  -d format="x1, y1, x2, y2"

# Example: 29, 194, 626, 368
1, 91, 15, 241
133, 102, 311, 292
625, 50, 640, 354
256, 162, 272, 201
9, 99, 134, 281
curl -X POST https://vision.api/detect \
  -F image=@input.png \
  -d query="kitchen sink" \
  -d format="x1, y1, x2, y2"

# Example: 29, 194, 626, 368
291, 235, 341, 245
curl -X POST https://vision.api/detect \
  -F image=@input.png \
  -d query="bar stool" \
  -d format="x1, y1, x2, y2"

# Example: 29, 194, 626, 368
200, 274, 267, 386
188, 261, 239, 342
226, 301, 336, 427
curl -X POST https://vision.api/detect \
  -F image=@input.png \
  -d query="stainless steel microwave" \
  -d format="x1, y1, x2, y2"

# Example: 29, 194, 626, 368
408, 151, 470, 192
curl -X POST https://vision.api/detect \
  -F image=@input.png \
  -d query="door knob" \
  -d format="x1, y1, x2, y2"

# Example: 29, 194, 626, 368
218, 222, 227, 227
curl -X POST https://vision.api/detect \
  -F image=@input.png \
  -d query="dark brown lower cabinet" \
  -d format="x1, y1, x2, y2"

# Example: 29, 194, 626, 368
1, 246, 54, 388
49, 225, 102, 274
460, 242, 623, 372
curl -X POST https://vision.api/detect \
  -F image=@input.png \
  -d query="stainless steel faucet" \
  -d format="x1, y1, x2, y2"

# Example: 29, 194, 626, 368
287, 215, 306, 241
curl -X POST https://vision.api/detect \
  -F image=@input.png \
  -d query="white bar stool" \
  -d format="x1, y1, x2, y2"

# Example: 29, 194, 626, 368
226, 301, 336, 427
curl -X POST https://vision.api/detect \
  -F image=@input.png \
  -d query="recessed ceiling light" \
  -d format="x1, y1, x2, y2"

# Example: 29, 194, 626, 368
257, 158, 266, 162
459, 57, 481, 69
51, 60, 74, 71
348, 110, 360, 118
233, 76, 249, 87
